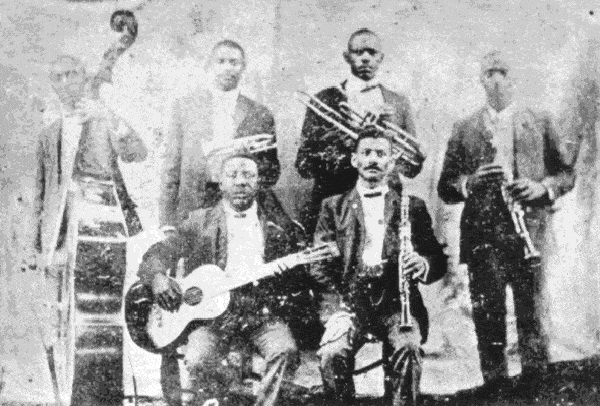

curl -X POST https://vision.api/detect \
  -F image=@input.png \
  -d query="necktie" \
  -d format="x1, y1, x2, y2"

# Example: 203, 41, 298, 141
363, 191, 382, 198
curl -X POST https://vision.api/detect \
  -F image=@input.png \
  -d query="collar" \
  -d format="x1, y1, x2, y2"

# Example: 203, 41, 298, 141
486, 102, 516, 123
222, 200, 258, 219
356, 182, 389, 199
344, 74, 381, 94
209, 86, 240, 104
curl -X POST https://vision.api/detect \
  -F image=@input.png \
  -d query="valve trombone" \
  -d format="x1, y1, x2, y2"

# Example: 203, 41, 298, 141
295, 90, 426, 170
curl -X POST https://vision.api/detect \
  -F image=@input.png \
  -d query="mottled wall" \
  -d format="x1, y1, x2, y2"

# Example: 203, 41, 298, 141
2, 0, 600, 401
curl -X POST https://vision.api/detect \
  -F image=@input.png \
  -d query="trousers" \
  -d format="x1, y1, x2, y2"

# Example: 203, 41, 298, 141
468, 243, 548, 383
161, 320, 298, 406
317, 312, 422, 406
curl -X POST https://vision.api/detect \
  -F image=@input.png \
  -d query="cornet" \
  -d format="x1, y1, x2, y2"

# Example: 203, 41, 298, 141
295, 91, 425, 170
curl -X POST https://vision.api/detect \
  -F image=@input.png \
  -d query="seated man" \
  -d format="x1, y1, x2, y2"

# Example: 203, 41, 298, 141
311, 127, 447, 406
138, 153, 310, 406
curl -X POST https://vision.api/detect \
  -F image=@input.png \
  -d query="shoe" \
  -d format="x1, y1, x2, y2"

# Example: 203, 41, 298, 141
468, 377, 513, 400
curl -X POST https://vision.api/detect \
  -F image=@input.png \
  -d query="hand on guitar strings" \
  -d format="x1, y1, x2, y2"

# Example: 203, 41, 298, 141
402, 252, 428, 281
505, 178, 548, 202
151, 273, 183, 312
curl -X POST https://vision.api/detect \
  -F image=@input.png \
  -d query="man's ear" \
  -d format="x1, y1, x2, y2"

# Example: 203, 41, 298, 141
350, 152, 358, 169
377, 52, 384, 64
343, 51, 350, 64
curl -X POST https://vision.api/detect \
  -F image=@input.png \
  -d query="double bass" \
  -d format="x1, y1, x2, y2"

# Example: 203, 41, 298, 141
50, 10, 138, 406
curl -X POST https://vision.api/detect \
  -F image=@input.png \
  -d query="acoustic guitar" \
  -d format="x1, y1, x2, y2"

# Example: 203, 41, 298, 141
125, 242, 338, 353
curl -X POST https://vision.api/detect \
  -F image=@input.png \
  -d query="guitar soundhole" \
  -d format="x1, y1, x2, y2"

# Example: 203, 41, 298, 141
183, 287, 203, 306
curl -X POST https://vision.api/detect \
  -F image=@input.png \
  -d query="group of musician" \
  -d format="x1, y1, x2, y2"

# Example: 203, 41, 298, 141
34, 24, 577, 406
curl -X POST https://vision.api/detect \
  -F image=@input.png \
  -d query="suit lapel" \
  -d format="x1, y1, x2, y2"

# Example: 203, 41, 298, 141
343, 189, 365, 267
473, 108, 497, 165
233, 95, 249, 139
61, 117, 84, 184
208, 203, 228, 270
512, 109, 544, 179
383, 187, 401, 258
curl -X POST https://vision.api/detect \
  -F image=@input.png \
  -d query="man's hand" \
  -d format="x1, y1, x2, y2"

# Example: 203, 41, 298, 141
402, 251, 428, 281
319, 310, 355, 348
505, 178, 548, 202
466, 164, 507, 193
376, 103, 396, 121
151, 273, 182, 312
74, 98, 111, 122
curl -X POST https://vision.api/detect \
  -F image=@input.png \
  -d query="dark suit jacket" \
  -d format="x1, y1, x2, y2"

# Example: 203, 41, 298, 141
311, 186, 447, 343
437, 107, 576, 264
35, 113, 146, 269
140, 193, 309, 327
295, 82, 419, 197
159, 89, 280, 227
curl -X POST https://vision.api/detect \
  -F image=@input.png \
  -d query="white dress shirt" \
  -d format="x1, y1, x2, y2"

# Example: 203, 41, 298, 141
356, 183, 389, 267
223, 201, 264, 277
484, 103, 516, 183
344, 75, 385, 120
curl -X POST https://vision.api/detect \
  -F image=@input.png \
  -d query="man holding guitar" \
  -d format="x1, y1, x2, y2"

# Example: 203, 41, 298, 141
136, 153, 335, 406
311, 126, 447, 406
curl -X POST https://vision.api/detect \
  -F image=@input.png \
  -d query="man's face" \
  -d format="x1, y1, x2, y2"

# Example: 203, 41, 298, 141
343, 33, 384, 81
351, 136, 393, 185
480, 68, 514, 109
220, 157, 259, 211
50, 58, 86, 108
208, 45, 245, 92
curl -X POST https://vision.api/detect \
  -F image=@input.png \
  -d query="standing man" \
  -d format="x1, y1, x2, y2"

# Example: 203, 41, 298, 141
311, 127, 446, 405
160, 40, 281, 229
295, 28, 423, 237
33, 54, 147, 404
140, 153, 313, 406
437, 51, 576, 395
35, 54, 147, 273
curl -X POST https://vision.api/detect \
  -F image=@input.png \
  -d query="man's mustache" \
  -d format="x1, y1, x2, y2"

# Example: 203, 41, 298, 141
364, 164, 382, 171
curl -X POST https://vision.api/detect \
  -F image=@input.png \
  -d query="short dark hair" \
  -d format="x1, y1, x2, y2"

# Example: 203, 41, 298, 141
211, 39, 246, 61
348, 28, 378, 49
354, 125, 392, 151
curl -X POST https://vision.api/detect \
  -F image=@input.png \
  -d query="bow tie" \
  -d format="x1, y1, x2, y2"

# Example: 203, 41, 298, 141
363, 191, 383, 198
233, 212, 247, 218
361, 84, 379, 93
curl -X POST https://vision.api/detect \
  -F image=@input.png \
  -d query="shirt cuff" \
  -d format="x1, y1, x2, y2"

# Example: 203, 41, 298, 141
160, 225, 177, 234
540, 179, 556, 201
460, 177, 469, 199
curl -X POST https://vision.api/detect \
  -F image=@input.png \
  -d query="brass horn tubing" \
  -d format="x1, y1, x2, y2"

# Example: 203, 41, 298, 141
382, 120, 422, 149
295, 94, 359, 140
296, 92, 419, 164
337, 101, 420, 154
298, 91, 349, 124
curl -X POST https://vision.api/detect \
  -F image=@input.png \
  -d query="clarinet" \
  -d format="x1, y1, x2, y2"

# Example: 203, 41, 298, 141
398, 192, 413, 330
501, 183, 541, 259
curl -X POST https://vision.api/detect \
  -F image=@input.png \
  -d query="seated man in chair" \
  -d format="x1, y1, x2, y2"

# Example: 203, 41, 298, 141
139, 153, 314, 406
311, 126, 447, 406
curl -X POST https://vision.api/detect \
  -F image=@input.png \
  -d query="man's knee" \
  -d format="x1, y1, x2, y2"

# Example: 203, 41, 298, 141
183, 328, 221, 371
265, 338, 298, 364
318, 339, 352, 368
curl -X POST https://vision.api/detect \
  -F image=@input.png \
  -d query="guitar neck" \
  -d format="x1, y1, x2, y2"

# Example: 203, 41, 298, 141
216, 253, 299, 293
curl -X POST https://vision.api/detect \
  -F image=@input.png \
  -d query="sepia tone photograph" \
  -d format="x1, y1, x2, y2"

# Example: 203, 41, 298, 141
0, 0, 599, 405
